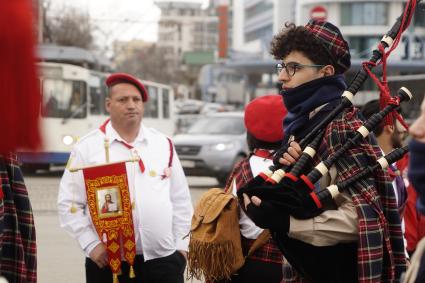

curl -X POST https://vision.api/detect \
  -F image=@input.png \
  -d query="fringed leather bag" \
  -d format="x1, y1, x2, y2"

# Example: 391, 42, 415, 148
187, 185, 270, 282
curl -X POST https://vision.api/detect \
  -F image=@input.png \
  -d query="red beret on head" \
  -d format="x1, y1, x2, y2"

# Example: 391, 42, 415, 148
244, 95, 287, 143
106, 73, 148, 102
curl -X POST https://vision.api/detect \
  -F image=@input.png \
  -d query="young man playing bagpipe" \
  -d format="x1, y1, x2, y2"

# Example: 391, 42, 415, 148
242, 20, 407, 283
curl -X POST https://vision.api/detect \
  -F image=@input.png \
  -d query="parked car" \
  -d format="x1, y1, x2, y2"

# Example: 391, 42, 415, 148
174, 114, 202, 135
173, 112, 248, 185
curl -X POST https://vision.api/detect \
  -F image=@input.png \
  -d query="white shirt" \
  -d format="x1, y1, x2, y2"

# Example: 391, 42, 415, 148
231, 155, 272, 240
57, 122, 193, 261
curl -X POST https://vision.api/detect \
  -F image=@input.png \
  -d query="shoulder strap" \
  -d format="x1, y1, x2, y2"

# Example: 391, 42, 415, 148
246, 229, 271, 257
166, 137, 173, 168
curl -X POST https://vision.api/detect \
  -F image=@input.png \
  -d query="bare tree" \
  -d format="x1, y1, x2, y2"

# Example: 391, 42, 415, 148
43, 2, 94, 49
115, 45, 174, 83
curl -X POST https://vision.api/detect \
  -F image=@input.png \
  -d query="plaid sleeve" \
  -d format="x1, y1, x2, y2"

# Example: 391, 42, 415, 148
0, 154, 37, 283
317, 108, 406, 282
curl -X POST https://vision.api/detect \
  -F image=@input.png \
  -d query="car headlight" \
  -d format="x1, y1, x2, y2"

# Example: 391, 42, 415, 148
62, 135, 75, 146
210, 142, 235, 151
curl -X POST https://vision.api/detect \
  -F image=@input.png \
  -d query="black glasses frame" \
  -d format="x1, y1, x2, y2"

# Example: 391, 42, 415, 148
275, 62, 326, 77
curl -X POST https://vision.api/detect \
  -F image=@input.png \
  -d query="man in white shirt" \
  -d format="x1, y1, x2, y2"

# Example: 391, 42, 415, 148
57, 73, 193, 283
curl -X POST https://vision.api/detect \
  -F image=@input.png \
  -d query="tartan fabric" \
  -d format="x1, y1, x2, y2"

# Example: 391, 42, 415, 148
225, 157, 284, 264
282, 108, 406, 283
0, 153, 37, 283
304, 20, 351, 73
241, 237, 283, 264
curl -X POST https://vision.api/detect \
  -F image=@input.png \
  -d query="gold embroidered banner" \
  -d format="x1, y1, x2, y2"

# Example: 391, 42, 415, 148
83, 162, 136, 281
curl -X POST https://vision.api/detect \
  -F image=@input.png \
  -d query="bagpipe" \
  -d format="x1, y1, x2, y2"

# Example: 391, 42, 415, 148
238, 89, 411, 221
237, 0, 423, 221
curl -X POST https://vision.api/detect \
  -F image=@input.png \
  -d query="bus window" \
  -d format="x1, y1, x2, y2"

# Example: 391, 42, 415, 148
162, 88, 170, 119
144, 86, 159, 118
42, 79, 87, 119
90, 86, 104, 115
101, 78, 109, 115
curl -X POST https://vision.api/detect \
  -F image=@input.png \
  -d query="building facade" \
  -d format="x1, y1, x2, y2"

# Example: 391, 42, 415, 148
295, 0, 425, 108
222, 0, 425, 111
296, 0, 425, 63
155, 1, 218, 68
231, 0, 295, 56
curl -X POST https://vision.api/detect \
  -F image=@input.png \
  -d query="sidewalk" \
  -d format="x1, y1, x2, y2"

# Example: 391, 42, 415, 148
25, 175, 210, 283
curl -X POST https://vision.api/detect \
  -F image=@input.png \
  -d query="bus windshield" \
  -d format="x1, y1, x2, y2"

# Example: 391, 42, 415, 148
42, 79, 87, 118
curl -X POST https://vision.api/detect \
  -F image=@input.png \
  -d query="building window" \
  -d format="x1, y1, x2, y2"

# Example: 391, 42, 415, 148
245, 1, 273, 20
162, 89, 170, 119
347, 36, 381, 58
145, 86, 159, 118
245, 24, 273, 43
341, 3, 388, 26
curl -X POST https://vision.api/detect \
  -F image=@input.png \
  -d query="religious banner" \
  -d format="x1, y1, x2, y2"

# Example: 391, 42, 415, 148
82, 161, 136, 282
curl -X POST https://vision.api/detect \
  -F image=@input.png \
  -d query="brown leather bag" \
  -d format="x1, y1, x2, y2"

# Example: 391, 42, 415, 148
187, 185, 270, 282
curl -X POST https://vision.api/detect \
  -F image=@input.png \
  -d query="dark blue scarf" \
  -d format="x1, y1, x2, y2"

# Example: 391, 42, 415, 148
280, 75, 347, 138
408, 139, 425, 214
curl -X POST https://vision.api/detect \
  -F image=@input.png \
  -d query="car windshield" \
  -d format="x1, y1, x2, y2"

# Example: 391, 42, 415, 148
187, 116, 244, 135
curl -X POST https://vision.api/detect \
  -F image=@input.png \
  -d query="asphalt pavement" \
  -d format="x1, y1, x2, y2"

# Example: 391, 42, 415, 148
25, 171, 218, 283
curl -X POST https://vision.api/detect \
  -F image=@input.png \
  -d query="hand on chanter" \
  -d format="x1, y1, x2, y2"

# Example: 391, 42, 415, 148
278, 141, 302, 166
243, 193, 290, 232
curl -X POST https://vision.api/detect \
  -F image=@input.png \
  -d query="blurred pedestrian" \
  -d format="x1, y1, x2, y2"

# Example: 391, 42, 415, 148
0, 1, 40, 282
361, 99, 408, 212
403, 96, 425, 283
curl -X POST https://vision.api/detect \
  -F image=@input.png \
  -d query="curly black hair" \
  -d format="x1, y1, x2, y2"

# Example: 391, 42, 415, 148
270, 23, 344, 74
246, 132, 282, 152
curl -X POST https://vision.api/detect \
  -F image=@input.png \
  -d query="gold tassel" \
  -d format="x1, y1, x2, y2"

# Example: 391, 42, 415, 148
129, 265, 135, 278
113, 273, 119, 283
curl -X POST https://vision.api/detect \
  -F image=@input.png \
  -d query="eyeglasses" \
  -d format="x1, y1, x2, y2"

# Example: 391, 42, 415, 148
275, 62, 326, 77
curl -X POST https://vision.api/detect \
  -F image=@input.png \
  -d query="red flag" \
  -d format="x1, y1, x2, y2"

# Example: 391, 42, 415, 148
83, 162, 136, 278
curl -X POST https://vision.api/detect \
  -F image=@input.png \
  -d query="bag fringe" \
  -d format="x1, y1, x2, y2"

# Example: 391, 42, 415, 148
187, 239, 239, 282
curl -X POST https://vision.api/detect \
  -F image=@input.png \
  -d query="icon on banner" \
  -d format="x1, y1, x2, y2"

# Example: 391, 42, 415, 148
97, 187, 123, 218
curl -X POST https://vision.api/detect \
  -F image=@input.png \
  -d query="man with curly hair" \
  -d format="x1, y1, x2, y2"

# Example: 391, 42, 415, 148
243, 21, 407, 283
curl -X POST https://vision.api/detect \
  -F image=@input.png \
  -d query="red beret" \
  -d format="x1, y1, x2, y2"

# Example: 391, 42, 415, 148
106, 73, 148, 102
244, 95, 287, 143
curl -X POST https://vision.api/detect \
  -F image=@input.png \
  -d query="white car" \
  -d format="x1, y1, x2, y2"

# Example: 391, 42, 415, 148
173, 112, 249, 185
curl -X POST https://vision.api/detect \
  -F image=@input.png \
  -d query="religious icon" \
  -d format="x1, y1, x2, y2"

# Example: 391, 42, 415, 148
97, 187, 122, 218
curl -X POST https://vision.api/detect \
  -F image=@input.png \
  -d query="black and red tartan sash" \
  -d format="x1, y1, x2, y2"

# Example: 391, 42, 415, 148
228, 157, 283, 264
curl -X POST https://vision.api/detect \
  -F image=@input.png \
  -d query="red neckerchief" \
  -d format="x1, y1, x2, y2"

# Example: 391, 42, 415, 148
253, 149, 273, 160
99, 119, 145, 173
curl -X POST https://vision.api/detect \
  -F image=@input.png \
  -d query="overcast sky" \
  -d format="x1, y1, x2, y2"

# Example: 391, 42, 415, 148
50, 0, 208, 48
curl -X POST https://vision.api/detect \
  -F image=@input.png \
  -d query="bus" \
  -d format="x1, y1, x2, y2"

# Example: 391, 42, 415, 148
19, 62, 175, 171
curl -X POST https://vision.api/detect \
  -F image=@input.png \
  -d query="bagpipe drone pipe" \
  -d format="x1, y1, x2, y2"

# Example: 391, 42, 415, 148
239, 0, 422, 190
237, 88, 412, 222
